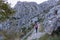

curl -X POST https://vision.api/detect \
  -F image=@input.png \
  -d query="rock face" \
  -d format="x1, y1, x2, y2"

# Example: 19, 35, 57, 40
13, 1, 39, 25
0, 0, 60, 35
13, 0, 59, 28
43, 5, 60, 35
38, 0, 59, 20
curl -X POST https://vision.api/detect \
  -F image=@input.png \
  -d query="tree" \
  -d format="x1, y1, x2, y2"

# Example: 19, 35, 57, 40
0, 0, 15, 40
0, 0, 15, 22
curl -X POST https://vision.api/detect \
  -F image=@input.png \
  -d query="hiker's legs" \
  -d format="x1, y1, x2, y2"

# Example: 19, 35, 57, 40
36, 27, 38, 33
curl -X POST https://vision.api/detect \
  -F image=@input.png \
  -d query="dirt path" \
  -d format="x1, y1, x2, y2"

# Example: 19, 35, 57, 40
27, 29, 46, 40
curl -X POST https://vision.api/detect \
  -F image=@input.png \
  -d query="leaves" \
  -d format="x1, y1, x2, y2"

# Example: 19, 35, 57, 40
0, 0, 15, 21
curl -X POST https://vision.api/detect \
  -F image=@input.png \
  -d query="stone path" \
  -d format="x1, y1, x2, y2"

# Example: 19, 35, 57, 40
27, 29, 46, 40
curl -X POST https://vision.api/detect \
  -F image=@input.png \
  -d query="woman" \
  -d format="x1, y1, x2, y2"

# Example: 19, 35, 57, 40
34, 21, 38, 33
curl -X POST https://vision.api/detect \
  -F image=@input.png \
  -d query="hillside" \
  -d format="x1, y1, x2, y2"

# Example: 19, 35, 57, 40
0, 0, 60, 40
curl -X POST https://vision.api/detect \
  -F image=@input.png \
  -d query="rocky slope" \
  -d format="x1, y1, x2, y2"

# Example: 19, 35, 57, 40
0, 0, 60, 36
12, 0, 59, 28
43, 5, 60, 35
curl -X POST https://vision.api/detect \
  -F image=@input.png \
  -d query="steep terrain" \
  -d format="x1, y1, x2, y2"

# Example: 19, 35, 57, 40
44, 5, 60, 35
0, 0, 60, 40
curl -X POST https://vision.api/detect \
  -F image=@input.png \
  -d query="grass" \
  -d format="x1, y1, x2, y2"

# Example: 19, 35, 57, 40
39, 34, 49, 40
39, 22, 44, 32
22, 24, 34, 40
27, 33, 60, 40
38, 33, 60, 40
24, 32, 32, 40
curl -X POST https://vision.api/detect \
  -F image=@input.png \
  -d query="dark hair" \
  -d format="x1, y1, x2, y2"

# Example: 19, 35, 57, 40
35, 21, 37, 24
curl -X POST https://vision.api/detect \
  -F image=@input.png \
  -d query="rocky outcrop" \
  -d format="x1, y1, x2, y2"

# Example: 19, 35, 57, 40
13, 0, 59, 28
43, 5, 60, 35
13, 1, 39, 25
0, 0, 60, 35
38, 0, 59, 20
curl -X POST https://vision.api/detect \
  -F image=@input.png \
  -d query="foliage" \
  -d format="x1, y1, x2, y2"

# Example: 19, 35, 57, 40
38, 33, 60, 40
39, 34, 49, 40
0, 0, 15, 21
0, 0, 15, 40
1, 30, 17, 40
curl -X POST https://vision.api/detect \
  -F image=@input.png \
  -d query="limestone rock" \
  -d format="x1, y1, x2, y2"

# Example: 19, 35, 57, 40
43, 5, 60, 35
